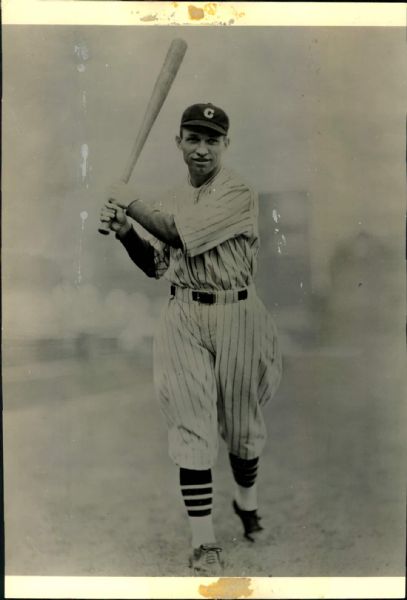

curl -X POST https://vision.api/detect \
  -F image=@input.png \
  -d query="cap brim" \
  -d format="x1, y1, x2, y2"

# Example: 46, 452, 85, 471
181, 119, 227, 135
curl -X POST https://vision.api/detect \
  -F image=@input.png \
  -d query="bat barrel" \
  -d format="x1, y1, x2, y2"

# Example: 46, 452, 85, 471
121, 38, 187, 184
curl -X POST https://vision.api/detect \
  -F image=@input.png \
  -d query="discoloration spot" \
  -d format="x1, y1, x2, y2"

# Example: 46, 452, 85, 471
199, 577, 253, 599
140, 13, 158, 22
232, 6, 245, 19
204, 2, 217, 16
188, 5, 205, 20
80, 211, 88, 229
74, 42, 89, 62
277, 233, 287, 255
74, 42, 90, 72
80, 144, 89, 181
272, 209, 280, 223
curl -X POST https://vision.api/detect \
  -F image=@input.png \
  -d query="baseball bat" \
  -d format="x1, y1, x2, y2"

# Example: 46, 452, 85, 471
99, 38, 188, 235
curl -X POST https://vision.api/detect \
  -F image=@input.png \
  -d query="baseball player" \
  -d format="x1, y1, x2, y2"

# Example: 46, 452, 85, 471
100, 103, 282, 576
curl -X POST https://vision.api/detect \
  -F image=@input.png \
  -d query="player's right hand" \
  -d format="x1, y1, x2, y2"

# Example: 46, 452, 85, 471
100, 200, 131, 235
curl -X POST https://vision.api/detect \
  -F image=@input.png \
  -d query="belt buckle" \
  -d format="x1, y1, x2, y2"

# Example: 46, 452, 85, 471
194, 291, 214, 304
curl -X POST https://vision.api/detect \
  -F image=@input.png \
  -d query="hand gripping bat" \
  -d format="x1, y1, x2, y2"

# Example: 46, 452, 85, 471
98, 38, 188, 235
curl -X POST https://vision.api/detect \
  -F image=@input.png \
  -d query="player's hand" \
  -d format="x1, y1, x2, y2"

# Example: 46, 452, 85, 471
100, 200, 131, 235
108, 181, 138, 211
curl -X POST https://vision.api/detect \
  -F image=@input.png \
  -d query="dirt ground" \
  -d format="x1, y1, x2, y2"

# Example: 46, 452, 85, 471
3, 324, 406, 578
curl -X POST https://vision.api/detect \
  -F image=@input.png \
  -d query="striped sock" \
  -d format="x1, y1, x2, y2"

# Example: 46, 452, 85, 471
180, 468, 216, 549
229, 454, 259, 511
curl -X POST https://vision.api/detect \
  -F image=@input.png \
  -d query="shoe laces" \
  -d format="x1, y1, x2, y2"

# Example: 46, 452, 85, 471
201, 544, 222, 565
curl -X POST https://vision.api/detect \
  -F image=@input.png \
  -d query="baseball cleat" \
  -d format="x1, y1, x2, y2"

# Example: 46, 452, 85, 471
189, 543, 224, 576
233, 499, 264, 542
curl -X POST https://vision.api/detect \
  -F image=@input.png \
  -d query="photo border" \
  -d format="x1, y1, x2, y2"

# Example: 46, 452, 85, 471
2, 2, 406, 598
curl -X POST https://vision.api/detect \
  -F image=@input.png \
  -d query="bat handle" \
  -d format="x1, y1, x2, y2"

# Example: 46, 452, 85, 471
98, 175, 128, 235
98, 223, 111, 235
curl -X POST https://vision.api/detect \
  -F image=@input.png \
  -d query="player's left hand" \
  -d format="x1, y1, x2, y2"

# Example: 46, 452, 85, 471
108, 181, 138, 210
100, 200, 130, 234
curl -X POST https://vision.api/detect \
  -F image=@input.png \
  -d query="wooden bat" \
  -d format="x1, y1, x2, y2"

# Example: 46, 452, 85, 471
99, 38, 188, 234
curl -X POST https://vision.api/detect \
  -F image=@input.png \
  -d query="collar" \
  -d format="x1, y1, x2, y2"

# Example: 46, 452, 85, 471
187, 166, 223, 190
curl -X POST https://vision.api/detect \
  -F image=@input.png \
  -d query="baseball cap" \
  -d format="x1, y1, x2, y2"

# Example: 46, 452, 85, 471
181, 103, 229, 135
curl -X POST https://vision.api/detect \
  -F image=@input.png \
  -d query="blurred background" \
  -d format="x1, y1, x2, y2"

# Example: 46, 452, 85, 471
2, 25, 406, 577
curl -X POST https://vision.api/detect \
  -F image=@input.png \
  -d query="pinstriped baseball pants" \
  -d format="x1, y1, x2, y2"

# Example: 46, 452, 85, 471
153, 287, 282, 470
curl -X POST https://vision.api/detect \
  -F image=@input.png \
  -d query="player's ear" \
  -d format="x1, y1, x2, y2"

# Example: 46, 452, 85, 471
175, 134, 182, 149
223, 136, 230, 149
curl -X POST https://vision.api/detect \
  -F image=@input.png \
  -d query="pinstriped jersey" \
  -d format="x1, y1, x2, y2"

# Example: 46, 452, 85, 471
149, 167, 259, 291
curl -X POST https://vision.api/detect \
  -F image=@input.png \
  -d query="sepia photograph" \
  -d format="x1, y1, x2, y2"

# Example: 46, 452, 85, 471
2, 3, 406, 598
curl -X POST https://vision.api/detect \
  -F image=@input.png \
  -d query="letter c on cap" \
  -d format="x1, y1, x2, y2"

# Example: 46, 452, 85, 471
204, 107, 215, 119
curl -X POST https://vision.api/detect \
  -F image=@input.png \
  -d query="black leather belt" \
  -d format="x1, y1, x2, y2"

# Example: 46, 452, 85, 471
170, 285, 248, 305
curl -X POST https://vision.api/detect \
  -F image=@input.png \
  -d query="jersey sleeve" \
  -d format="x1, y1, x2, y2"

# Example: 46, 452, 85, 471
131, 196, 171, 279
174, 183, 256, 258
117, 226, 169, 279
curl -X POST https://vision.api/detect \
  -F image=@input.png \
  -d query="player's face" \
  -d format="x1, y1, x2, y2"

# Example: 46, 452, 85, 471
176, 127, 229, 183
